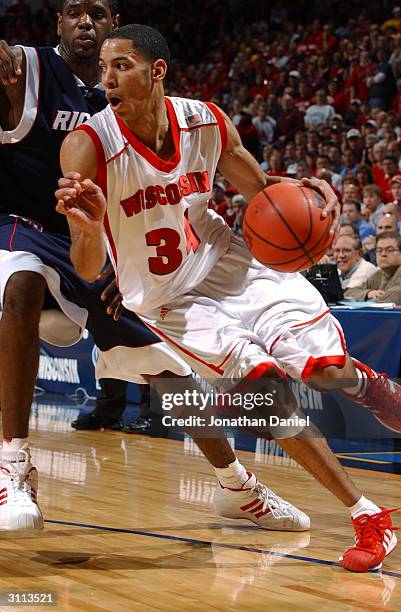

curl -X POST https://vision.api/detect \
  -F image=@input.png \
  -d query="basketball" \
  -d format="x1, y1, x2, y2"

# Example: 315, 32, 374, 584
243, 183, 334, 272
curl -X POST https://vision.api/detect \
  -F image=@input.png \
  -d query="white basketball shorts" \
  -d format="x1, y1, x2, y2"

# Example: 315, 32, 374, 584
139, 236, 347, 382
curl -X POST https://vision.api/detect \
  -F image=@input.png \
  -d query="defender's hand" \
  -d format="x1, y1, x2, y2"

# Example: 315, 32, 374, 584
0, 40, 22, 85
98, 265, 124, 321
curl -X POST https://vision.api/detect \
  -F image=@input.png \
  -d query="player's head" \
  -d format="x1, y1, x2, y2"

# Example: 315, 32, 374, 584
100, 25, 170, 119
57, 1, 120, 64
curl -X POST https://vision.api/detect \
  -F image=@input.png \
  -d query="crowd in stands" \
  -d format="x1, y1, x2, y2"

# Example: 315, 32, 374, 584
2, 0, 401, 303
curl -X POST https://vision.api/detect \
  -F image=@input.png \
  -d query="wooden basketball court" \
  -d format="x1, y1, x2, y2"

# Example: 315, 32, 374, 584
1, 401, 400, 611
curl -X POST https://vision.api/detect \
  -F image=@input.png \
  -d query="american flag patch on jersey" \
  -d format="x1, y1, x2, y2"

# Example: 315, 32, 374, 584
186, 113, 202, 128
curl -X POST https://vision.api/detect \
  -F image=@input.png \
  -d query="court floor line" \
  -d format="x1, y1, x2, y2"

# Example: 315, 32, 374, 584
44, 518, 401, 579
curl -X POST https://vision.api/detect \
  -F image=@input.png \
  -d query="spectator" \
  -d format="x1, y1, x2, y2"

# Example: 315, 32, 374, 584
345, 231, 401, 303
333, 235, 377, 290
342, 179, 362, 201
376, 212, 400, 234
338, 221, 359, 238
355, 163, 374, 189
346, 129, 365, 163
236, 110, 260, 158
362, 184, 385, 228
388, 174, 401, 219
343, 99, 364, 128
252, 102, 276, 148
304, 89, 335, 128
275, 94, 304, 142
267, 151, 286, 177
208, 181, 228, 215
380, 155, 401, 201
367, 48, 397, 110
259, 144, 272, 173
231, 194, 247, 237
341, 200, 376, 241
340, 149, 358, 178
296, 160, 312, 180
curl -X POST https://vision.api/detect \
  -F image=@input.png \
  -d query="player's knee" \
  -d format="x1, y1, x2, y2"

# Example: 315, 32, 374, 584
305, 360, 354, 391
3, 272, 46, 319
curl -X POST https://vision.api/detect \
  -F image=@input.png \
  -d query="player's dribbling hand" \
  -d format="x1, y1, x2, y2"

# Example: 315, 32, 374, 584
301, 176, 340, 238
55, 173, 107, 233
0, 40, 22, 85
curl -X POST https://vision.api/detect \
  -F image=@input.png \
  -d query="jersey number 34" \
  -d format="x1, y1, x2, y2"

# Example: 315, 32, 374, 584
145, 215, 200, 275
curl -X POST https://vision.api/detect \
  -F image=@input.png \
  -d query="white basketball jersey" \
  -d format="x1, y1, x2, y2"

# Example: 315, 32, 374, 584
79, 97, 231, 314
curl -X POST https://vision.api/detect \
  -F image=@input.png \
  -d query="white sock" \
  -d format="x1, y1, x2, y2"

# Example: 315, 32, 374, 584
349, 495, 381, 519
346, 368, 368, 396
214, 459, 253, 489
2, 438, 29, 463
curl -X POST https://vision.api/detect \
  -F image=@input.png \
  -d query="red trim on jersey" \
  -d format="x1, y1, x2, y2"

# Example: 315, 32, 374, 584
107, 143, 129, 165
75, 124, 119, 273
301, 317, 347, 379
75, 124, 107, 196
9, 218, 18, 251
179, 122, 219, 132
114, 98, 181, 172
289, 309, 330, 329
143, 321, 225, 374
301, 355, 347, 380
333, 319, 347, 353
245, 362, 286, 379
204, 102, 228, 155
217, 341, 241, 369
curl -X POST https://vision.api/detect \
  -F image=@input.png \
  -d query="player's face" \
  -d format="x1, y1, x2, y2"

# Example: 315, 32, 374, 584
57, 1, 119, 63
100, 39, 166, 121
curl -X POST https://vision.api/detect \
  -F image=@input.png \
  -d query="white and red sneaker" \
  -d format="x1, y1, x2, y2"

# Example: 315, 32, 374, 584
213, 472, 310, 531
0, 449, 44, 531
341, 360, 401, 433
339, 507, 398, 572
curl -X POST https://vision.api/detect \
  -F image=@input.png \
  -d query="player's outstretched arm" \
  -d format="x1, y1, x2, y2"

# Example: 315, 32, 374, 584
217, 107, 340, 236
56, 130, 107, 282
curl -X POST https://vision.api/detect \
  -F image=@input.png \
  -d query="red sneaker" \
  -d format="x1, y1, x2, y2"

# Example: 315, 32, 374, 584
339, 507, 398, 573
341, 360, 401, 433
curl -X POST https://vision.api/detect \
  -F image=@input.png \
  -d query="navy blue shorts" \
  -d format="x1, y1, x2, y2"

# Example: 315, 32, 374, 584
0, 214, 160, 351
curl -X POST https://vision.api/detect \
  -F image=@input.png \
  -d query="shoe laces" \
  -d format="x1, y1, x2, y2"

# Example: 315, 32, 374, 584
353, 508, 399, 553
1, 450, 33, 505
251, 482, 294, 519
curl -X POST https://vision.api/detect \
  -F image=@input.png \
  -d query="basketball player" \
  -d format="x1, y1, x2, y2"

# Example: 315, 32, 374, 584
56, 25, 400, 572
0, 2, 313, 538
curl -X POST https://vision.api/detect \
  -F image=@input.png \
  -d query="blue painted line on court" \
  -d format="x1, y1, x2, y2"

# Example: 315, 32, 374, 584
44, 518, 401, 579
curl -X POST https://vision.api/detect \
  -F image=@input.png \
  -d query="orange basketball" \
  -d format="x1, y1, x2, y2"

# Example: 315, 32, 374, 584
243, 183, 334, 272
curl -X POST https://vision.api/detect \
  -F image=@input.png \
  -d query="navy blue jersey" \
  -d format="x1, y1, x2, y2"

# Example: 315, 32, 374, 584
0, 46, 107, 235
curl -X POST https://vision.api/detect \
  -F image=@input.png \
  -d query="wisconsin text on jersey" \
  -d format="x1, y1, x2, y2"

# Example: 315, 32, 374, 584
120, 171, 211, 217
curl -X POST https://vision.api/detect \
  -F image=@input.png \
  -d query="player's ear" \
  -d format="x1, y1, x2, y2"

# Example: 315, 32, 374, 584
112, 14, 120, 30
152, 59, 167, 81
56, 13, 62, 37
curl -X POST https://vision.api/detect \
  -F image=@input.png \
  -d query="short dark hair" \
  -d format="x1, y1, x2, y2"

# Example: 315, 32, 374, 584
105, 24, 170, 67
376, 231, 401, 250
343, 199, 362, 212
60, 0, 119, 16
383, 155, 399, 165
